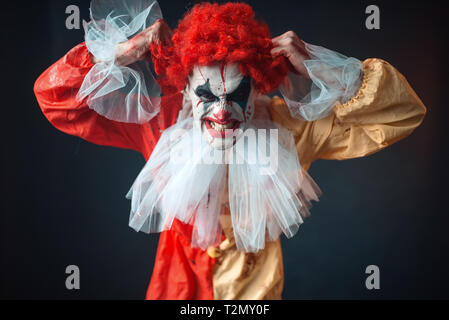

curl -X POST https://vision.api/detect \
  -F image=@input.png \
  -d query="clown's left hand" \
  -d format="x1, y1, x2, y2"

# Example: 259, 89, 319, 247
271, 31, 310, 78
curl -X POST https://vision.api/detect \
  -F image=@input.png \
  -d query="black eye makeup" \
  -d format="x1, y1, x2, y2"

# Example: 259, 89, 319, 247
194, 79, 218, 103
194, 76, 251, 109
226, 77, 251, 102
226, 77, 251, 111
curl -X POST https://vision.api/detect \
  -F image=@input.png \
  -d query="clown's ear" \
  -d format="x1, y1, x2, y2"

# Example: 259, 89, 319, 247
77, 0, 163, 124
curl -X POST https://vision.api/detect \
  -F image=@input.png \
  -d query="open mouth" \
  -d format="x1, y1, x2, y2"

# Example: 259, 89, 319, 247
203, 118, 240, 138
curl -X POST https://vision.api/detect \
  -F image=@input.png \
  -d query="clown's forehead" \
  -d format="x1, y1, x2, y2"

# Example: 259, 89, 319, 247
188, 63, 244, 96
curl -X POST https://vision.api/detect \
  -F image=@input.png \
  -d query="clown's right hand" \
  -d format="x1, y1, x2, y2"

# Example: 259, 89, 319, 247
271, 31, 310, 79
89, 19, 173, 67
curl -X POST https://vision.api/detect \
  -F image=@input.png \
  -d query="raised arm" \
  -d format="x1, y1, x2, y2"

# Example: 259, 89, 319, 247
34, 42, 151, 155
34, 20, 176, 160
314, 58, 426, 160
269, 59, 426, 164
269, 31, 426, 165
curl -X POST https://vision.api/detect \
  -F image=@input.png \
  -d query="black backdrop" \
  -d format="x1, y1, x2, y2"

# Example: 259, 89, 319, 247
1, 0, 447, 299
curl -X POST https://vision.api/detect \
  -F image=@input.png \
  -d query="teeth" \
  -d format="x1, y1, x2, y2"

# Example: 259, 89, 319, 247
209, 120, 236, 131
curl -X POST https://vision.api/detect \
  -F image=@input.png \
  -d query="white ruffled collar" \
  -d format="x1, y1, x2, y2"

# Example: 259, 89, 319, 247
126, 117, 321, 252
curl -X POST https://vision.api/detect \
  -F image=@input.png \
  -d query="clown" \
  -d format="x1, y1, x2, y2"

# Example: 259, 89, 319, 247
34, 0, 426, 299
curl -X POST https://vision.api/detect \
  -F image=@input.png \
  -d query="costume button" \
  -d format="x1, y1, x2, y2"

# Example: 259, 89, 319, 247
207, 246, 221, 258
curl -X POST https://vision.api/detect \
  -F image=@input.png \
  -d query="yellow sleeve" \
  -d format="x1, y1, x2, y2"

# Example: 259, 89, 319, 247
269, 58, 427, 165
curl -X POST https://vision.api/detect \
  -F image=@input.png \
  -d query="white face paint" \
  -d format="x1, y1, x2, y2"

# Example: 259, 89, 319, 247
185, 63, 256, 149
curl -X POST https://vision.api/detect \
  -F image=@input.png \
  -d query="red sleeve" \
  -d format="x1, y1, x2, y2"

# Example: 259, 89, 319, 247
34, 42, 181, 159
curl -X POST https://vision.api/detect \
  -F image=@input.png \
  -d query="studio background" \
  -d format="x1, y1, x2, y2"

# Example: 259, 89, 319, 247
1, 0, 447, 299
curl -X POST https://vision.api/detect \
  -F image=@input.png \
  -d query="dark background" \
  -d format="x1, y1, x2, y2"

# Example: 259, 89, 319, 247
1, 0, 447, 299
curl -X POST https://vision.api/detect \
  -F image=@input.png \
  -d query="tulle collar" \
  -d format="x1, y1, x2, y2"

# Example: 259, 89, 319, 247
126, 117, 321, 252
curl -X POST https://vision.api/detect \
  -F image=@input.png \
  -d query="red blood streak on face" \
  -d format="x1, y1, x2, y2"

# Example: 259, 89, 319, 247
198, 66, 206, 82
196, 100, 202, 108
220, 63, 226, 94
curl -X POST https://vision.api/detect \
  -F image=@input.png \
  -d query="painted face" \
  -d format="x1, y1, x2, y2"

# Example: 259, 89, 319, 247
186, 63, 256, 149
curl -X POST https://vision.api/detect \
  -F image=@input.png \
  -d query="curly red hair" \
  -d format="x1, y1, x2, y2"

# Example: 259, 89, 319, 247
151, 2, 289, 95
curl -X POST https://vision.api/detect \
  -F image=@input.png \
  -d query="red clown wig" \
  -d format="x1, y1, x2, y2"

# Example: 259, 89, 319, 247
151, 2, 289, 95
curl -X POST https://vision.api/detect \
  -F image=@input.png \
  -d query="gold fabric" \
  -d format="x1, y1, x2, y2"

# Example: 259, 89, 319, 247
211, 58, 427, 300
212, 212, 284, 300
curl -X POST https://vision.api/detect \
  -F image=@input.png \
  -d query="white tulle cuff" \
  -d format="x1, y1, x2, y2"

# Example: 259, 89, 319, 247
76, 0, 162, 124
280, 43, 363, 121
